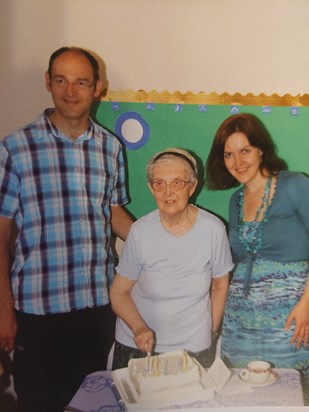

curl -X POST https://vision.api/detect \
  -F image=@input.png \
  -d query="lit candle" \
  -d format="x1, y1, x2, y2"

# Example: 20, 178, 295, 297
153, 356, 159, 375
181, 352, 187, 372
145, 355, 150, 372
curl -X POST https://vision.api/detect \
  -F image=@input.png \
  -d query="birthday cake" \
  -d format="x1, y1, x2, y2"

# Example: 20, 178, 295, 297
127, 350, 203, 402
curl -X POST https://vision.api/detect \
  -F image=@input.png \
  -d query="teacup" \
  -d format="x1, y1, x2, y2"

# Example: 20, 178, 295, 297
240, 360, 271, 384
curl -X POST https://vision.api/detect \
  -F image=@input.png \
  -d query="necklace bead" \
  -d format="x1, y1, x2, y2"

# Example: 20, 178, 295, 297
238, 175, 272, 254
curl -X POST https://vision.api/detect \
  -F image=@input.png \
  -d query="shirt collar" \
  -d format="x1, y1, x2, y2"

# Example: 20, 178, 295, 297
41, 108, 99, 144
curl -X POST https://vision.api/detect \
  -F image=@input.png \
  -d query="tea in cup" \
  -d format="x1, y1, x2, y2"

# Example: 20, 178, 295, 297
240, 360, 271, 384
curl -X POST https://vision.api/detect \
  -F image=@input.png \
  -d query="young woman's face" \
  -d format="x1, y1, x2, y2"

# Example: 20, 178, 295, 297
223, 132, 263, 185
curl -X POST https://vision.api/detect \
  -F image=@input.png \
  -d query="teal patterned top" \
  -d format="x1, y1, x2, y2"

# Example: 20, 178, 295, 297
221, 170, 309, 380
229, 171, 309, 266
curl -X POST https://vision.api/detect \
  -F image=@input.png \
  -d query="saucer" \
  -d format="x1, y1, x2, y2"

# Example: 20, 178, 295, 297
239, 370, 279, 387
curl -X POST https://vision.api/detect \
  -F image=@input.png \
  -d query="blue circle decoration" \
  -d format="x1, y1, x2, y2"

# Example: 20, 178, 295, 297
114, 111, 150, 150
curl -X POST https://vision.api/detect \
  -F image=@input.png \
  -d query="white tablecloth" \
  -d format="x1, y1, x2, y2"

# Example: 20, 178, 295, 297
66, 368, 304, 412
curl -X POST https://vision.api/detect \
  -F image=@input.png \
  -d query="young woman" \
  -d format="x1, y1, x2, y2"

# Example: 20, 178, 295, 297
206, 113, 309, 400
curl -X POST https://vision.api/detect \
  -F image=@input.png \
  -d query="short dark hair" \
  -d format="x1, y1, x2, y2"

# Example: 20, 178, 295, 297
205, 113, 287, 190
47, 46, 100, 83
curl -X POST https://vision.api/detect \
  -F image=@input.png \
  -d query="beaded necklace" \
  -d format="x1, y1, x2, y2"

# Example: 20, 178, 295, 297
238, 175, 272, 255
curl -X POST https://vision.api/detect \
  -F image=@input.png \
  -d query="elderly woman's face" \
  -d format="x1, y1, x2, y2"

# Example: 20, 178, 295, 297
148, 158, 197, 218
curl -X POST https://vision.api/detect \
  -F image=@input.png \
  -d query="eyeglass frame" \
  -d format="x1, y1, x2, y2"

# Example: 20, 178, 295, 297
51, 76, 95, 90
150, 178, 193, 192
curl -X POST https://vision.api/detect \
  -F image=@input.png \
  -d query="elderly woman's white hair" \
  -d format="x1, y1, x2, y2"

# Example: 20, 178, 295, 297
146, 148, 198, 182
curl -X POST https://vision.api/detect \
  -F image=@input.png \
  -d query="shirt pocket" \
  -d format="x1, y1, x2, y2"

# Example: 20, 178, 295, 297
86, 170, 114, 206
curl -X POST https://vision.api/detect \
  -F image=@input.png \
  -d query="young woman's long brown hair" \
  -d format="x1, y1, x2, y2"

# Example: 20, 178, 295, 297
205, 113, 287, 190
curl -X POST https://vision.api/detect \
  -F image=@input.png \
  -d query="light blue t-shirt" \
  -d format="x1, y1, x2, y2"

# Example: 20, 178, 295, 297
115, 207, 233, 353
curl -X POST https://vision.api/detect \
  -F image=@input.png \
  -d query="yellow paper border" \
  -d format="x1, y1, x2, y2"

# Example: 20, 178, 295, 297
101, 90, 309, 106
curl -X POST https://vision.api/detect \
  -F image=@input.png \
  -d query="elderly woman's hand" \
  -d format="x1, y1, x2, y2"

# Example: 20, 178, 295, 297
133, 325, 155, 353
110, 273, 156, 353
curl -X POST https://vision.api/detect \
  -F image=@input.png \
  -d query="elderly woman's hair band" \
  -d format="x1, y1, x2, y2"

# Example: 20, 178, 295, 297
152, 151, 197, 174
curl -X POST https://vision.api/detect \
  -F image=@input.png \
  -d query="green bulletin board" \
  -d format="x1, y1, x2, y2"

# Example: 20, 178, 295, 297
95, 102, 309, 222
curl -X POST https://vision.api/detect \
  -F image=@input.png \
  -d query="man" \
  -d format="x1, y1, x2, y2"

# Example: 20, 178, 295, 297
0, 47, 133, 412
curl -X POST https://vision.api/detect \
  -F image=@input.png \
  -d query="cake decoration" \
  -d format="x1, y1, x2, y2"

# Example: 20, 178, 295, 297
128, 350, 203, 401
112, 349, 217, 409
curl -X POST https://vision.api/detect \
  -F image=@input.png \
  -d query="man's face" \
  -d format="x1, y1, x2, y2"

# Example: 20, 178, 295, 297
45, 51, 102, 124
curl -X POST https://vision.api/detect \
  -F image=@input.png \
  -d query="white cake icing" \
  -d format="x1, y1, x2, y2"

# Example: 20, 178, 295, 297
128, 350, 203, 402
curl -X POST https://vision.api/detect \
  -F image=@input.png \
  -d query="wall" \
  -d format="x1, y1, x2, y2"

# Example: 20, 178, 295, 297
1, 0, 309, 137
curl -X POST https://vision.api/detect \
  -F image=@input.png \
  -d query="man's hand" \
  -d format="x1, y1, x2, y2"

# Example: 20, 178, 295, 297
0, 305, 17, 353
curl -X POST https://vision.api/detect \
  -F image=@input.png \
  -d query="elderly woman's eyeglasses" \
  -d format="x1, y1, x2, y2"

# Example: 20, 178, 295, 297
150, 178, 191, 192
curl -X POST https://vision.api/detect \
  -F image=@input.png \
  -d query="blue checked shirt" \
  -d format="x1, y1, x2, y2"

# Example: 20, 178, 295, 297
0, 109, 128, 314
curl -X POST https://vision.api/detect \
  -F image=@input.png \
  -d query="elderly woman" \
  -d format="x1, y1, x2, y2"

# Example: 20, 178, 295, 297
110, 148, 233, 369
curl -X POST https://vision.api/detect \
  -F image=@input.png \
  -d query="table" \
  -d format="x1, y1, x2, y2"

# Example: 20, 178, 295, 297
66, 368, 305, 412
